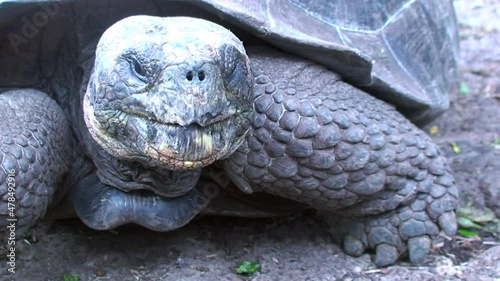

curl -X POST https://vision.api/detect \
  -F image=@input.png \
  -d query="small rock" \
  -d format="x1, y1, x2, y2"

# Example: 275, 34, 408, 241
435, 256, 463, 279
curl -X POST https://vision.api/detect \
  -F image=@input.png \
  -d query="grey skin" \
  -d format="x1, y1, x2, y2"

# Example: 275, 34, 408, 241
224, 47, 458, 266
0, 3, 458, 268
0, 90, 72, 234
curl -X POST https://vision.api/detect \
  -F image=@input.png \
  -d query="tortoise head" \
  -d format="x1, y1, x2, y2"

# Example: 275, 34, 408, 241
84, 16, 254, 170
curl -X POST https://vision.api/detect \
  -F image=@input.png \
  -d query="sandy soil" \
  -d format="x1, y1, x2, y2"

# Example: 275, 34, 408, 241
1, 0, 499, 280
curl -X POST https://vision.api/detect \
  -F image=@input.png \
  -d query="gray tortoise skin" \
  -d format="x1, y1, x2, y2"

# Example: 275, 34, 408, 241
0, 90, 72, 232
0, 0, 458, 267
224, 49, 457, 265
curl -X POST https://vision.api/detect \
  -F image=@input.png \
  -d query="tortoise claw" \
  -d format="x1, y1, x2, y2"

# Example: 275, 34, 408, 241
343, 235, 366, 257
438, 211, 457, 236
329, 196, 455, 267
374, 244, 398, 267
408, 236, 431, 264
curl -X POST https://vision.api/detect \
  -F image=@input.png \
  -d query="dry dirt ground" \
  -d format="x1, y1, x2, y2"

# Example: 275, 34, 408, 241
1, 0, 499, 280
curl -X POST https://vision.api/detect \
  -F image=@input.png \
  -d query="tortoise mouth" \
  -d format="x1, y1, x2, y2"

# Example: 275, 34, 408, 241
122, 110, 231, 168
84, 92, 252, 170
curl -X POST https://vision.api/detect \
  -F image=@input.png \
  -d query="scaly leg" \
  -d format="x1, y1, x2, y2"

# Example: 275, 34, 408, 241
0, 90, 71, 235
224, 48, 458, 265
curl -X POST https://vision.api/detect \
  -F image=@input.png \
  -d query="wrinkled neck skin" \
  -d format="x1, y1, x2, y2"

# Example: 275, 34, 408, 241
89, 136, 201, 197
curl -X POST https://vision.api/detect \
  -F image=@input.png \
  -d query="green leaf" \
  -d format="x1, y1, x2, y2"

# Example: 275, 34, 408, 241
449, 142, 461, 154
458, 228, 478, 238
457, 216, 482, 229
63, 273, 80, 281
458, 207, 496, 223
236, 261, 260, 275
459, 34, 469, 40
459, 82, 470, 96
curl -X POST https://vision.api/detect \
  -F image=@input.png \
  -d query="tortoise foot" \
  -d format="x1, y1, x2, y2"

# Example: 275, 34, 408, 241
329, 195, 457, 267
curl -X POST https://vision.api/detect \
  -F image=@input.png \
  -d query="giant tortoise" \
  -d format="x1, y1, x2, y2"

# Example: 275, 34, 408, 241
0, 0, 459, 266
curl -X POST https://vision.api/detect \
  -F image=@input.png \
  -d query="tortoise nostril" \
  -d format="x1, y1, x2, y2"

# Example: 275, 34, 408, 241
185, 69, 206, 82
198, 71, 205, 81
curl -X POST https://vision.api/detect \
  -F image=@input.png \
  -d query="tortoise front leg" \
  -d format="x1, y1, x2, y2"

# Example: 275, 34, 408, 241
224, 48, 458, 266
0, 89, 71, 235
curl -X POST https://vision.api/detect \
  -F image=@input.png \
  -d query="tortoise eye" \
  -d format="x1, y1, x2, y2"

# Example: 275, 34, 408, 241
127, 56, 147, 81
221, 44, 250, 92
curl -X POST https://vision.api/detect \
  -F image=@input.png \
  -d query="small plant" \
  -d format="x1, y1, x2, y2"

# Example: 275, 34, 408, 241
63, 273, 80, 281
492, 138, 500, 149
235, 261, 261, 275
449, 142, 461, 154
429, 126, 439, 135
459, 82, 470, 96
456, 205, 498, 238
